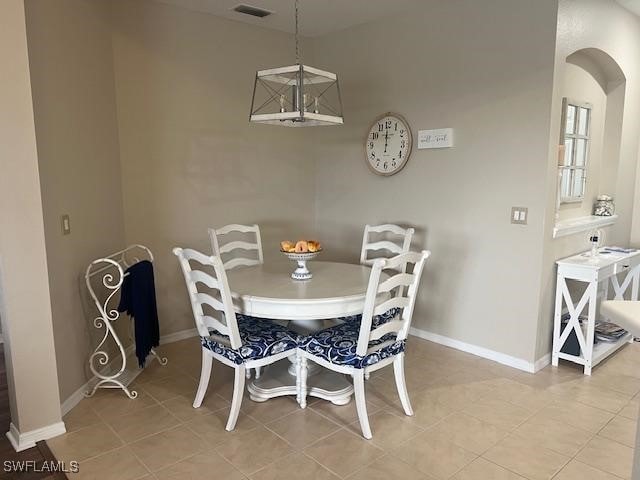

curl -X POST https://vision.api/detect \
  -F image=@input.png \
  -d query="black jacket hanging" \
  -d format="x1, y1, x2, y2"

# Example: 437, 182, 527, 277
117, 260, 160, 367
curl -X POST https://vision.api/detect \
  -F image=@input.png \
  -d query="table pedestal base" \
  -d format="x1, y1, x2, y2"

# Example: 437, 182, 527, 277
248, 359, 352, 405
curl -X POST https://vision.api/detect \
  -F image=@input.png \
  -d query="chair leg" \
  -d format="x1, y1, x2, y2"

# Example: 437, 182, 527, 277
193, 348, 213, 408
299, 356, 308, 409
255, 366, 262, 379
364, 371, 371, 380
245, 369, 251, 379
393, 353, 413, 416
226, 365, 246, 431
353, 370, 372, 439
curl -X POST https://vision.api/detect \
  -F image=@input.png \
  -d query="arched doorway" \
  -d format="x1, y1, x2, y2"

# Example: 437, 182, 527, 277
555, 48, 626, 224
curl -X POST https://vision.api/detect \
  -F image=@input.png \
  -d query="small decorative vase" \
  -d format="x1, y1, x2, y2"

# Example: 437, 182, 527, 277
594, 195, 615, 217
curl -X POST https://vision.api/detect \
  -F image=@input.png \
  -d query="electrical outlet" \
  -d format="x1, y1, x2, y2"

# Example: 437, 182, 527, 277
61, 214, 71, 235
511, 207, 528, 225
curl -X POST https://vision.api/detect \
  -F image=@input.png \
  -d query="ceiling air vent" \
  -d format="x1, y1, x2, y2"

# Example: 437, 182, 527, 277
232, 4, 272, 18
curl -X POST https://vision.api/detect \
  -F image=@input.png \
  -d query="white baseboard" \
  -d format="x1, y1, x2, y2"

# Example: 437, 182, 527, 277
409, 326, 542, 374
61, 381, 92, 417
61, 327, 198, 416
533, 353, 551, 373
61, 343, 135, 416
6, 421, 66, 452
159, 328, 198, 345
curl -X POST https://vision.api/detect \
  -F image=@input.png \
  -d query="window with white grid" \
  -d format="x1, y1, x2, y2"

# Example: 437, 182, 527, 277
560, 98, 591, 203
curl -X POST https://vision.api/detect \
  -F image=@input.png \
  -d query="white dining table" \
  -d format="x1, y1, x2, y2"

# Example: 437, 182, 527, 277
226, 260, 373, 405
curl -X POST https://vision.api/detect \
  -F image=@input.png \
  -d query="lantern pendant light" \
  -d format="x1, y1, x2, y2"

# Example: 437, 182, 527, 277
249, 0, 344, 126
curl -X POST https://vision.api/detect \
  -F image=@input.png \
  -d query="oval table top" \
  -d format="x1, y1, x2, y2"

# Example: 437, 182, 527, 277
227, 261, 373, 321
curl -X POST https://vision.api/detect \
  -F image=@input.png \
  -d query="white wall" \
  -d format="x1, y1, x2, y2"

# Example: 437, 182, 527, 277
311, 0, 559, 366
110, 0, 317, 337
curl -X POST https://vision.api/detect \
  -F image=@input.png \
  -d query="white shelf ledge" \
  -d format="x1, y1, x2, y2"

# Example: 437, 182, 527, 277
592, 332, 633, 367
553, 214, 618, 238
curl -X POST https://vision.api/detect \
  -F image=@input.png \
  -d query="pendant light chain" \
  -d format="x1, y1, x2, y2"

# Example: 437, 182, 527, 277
295, 0, 300, 64
249, 0, 343, 126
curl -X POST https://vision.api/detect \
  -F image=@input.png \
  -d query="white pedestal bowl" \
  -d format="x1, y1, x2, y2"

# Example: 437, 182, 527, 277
281, 251, 321, 280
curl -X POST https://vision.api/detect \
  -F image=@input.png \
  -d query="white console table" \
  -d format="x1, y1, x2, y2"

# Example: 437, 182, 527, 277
552, 248, 640, 375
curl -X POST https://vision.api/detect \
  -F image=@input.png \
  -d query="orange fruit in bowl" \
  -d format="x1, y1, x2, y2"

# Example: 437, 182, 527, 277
294, 240, 309, 253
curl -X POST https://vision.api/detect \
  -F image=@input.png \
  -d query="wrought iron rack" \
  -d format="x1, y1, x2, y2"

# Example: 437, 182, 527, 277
84, 244, 167, 399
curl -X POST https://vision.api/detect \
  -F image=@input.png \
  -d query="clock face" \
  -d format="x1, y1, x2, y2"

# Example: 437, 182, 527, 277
365, 113, 412, 176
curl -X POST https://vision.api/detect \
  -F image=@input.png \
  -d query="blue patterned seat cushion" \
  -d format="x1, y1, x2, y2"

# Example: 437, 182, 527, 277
339, 307, 401, 328
299, 321, 405, 369
201, 314, 298, 365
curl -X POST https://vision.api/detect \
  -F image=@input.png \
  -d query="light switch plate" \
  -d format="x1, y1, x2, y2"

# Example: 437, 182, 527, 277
511, 207, 528, 225
61, 214, 71, 235
417, 128, 454, 149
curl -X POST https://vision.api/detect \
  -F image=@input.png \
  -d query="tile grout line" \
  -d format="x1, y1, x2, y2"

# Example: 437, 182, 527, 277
300, 450, 345, 479
268, 401, 350, 431
122, 401, 250, 476
70, 421, 150, 473
112, 402, 184, 442
303, 426, 387, 478
100, 418, 153, 476
208, 408, 304, 478
479, 454, 544, 480
57, 337, 640, 480
152, 447, 246, 478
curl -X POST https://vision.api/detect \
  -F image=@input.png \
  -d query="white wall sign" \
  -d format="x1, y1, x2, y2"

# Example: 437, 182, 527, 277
417, 128, 454, 149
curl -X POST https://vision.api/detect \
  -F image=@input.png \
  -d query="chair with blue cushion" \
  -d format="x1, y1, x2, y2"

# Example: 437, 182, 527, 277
209, 224, 266, 379
173, 247, 298, 431
340, 224, 415, 332
296, 250, 430, 439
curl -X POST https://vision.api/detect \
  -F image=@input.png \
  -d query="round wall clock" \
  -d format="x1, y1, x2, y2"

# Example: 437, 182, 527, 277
365, 112, 412, 176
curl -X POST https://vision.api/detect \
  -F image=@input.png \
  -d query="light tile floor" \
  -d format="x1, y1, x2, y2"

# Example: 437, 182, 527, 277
50, 336, 640, 480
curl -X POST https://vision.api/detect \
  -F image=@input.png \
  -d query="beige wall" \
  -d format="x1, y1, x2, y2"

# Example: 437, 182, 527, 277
537, 0, 640, 359
311, 0, 559, 365
0, 0, 62, 436
110, 0, 317, 337
24, 0, 127, 403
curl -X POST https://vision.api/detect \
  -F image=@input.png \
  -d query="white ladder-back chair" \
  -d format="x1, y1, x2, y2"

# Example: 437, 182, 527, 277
360, 224, 414, 267
208, 224, 263, 270
297, 250, 430, 439
343, 224, 416, 373
173, 247, 298, 431
208, 224, 265, 379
